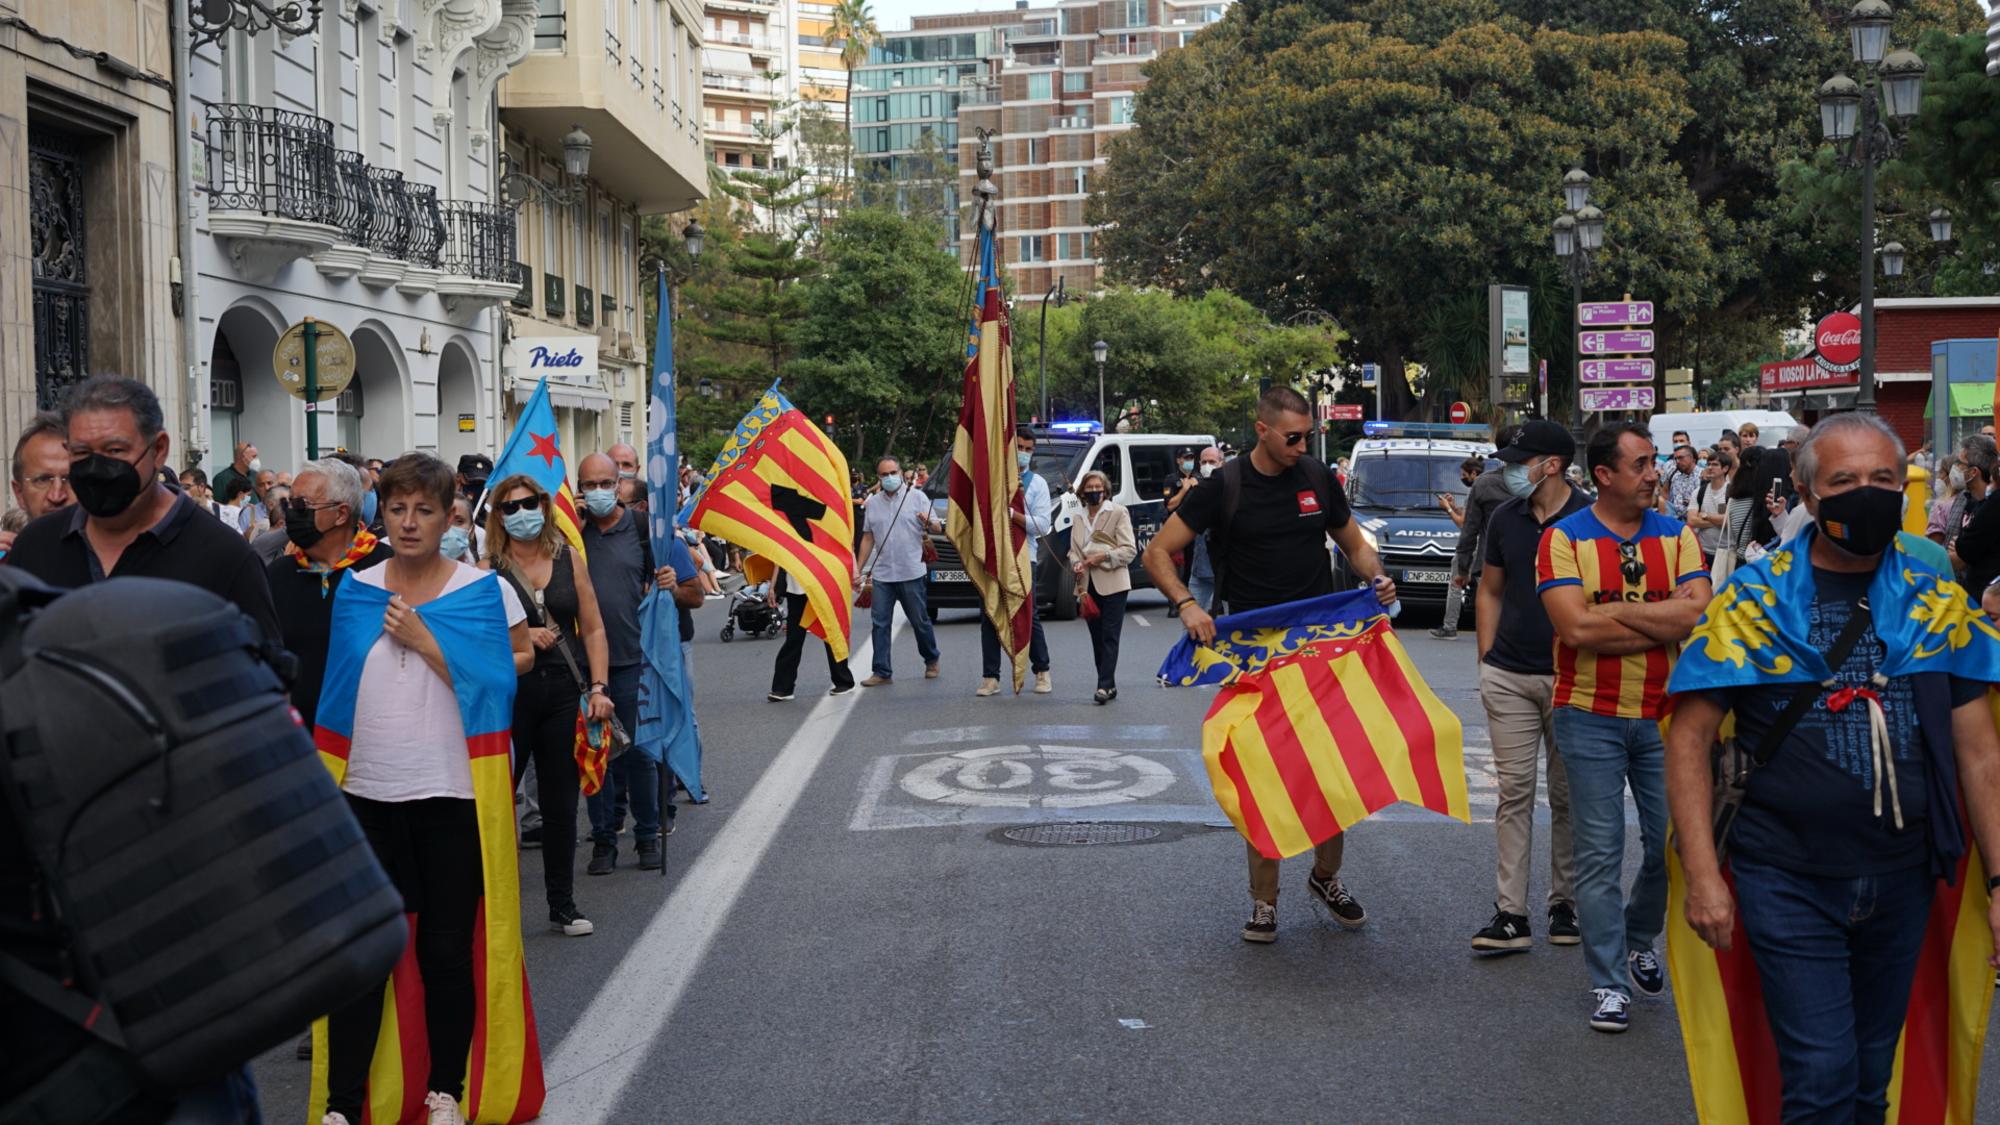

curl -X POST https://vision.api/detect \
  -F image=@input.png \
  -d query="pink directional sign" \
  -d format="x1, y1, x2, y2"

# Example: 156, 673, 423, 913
1578, 301, 1655, 327
1578, 330, 1655, 356
1580, 385, 1656, 412
1580, 358, 1655, 384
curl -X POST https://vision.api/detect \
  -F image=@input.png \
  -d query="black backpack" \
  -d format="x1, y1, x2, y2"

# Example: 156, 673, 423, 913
0, 569, 406, 1122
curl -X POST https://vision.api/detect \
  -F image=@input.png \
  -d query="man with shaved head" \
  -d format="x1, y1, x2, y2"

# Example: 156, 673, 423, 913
609, 443, 641, 484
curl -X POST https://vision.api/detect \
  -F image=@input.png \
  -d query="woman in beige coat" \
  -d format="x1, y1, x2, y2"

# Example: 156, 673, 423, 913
1068, 469, 1138, 703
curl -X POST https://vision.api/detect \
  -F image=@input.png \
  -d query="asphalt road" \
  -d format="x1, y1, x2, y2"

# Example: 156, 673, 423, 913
252, 590, 2000, 1123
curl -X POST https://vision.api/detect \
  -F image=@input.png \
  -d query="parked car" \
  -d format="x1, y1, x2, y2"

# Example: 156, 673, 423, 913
1334, 423, 1495, 621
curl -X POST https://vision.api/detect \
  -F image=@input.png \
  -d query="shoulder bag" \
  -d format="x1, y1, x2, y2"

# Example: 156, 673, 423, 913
499, 550, 632, 759
1710, 594, 1872, 861
1074, 504, 1115, 620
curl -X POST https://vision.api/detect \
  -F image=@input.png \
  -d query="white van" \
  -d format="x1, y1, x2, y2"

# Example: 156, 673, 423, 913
1649, 409, 1799, 453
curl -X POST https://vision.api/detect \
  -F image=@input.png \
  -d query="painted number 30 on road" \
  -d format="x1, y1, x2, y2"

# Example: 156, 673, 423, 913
897, 745, 1176, 810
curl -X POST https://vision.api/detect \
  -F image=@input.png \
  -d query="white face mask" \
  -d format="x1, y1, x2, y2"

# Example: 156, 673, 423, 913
1199, 462, 1218, 478
1950, 466, 1968, 489
247, 457, 262, 473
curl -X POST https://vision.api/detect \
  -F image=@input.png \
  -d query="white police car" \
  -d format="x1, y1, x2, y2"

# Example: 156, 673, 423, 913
1336, 422, 1495, 619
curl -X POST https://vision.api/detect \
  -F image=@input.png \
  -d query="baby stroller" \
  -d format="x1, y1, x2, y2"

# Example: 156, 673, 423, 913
721, 583, 786, 641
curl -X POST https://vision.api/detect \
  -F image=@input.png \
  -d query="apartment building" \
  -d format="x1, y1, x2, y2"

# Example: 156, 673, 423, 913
1, 0, 180, 485
702, 0, 788, 171
850, 26, 995, 242
502, 0, 707, 456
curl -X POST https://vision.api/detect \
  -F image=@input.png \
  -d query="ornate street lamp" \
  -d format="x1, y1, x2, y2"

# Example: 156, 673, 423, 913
498, 126, 595, 210
1092, 339, 1110, 428
1552, 214, 1576, 259
1038, 276, 1067, 424
1553, 171, 1607, 423
1849, 0, 1894, 65
1818, 74, 1862, 142
1881, 241, 1906, 277
1930, 208, 1953, 243
189, 0, 322, 49
1561, 168, 1592, 213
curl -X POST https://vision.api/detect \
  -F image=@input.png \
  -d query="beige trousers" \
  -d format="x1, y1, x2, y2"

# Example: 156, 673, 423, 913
1247, 836, 1344, 904
1478, 662, 1575, 915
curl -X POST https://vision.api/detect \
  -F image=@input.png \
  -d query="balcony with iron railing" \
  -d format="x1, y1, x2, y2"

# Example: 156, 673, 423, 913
400, 182, 447, 294
703, 70, 775, 96
203, 103, 340, 276
438, 201, 525, 311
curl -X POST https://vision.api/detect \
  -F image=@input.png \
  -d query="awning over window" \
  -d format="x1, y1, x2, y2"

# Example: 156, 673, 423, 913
1923, 382, 1995, 420
512, 375, 610, 413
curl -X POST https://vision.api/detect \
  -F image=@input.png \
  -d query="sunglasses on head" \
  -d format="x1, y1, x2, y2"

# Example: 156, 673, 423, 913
497, 495, 543, 516
1618, 541, 1648, 586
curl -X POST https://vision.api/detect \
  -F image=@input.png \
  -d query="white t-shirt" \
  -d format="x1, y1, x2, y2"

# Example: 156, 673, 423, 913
1693, 478, 1729, 554
342, 561, 526, 802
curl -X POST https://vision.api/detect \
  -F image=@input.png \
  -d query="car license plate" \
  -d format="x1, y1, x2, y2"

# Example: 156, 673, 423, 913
931, 569, 968, 583
1402, 569, 1453, 585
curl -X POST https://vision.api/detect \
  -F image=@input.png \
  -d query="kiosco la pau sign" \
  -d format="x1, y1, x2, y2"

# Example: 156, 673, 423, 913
1759, 311, 1863, 393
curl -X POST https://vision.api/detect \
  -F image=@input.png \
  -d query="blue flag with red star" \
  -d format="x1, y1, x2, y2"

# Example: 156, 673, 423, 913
491, 376, 587, 556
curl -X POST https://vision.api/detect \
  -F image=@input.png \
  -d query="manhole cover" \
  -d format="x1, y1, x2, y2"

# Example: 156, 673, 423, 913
1000, 822, 1164, 846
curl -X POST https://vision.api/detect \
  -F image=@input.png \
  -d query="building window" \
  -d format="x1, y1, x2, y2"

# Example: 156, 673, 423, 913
1063, 71, 1087, 93
1072, 166, 1087, 193
1110, 95, 1136, 124
1025, 73, 1051, 100
535, 0, 565, 47
28, 127, 88, 411
1125, 0, 1145, 27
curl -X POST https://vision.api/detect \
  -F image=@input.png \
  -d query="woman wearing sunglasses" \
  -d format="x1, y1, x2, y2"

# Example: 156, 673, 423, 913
483, 474, 614, 938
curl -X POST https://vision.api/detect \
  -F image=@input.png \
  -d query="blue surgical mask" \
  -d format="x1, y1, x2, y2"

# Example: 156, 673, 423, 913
1502, 461, 1541, 500
1180, 460, 1195, 473
583, 488, 618, 517
504, 508, 546, 540
1017, 450, 1031, 470
881, 474, 903, 493
439, 526, 471, 558
360, 490, 378, 525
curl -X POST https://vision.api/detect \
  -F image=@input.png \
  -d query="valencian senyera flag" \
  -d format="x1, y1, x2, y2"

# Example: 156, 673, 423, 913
1157, 588, 1469, 858
946, 208, 1034, 693
687, 382, 856, 660
1664, 529, 2000, 1125
490, 376, 587, 558
309, 574, 543, 1124
639, 268, 704, 802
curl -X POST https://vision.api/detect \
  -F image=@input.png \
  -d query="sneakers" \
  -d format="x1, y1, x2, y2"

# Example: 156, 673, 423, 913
586, 842, 615, 876
1242, 901, 1278, 943
518, 825, 543, 849
323, 1115, 352, 1125
1628, 949, 1666, 996
1548, 902, 1582, 946
925, 662, 940, 679
1429, 626, 1458, 639
637, 838, 664, 871
976, 677, 1001, 697
1471, 909, 1532, 953
1306, 871, 1366, 929
767, 690, 794, 702
424, 1091, 465, 1125
550, 905, 594, 936
860, 674, 893, 687
1033, 671, 1053, 694
1589, 988, 1631, 1033
828, 682, 855, 696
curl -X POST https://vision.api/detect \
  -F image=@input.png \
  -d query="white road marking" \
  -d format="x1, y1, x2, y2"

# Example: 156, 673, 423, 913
538, 623, 897, 1121
1132, 614, 1151, 628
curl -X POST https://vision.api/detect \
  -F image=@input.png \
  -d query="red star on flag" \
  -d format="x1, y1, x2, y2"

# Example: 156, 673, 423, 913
528, 431, 561, 468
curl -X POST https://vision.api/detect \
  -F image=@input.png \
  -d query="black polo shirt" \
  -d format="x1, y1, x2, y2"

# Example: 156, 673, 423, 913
1480, 486, 1591, 676
7, 488, 281, 645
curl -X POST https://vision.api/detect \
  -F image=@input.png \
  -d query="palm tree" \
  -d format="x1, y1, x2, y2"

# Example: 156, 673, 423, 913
826, 0, 881, 166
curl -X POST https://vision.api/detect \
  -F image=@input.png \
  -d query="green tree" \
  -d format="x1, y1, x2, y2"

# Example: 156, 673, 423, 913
683, 160, 822, 422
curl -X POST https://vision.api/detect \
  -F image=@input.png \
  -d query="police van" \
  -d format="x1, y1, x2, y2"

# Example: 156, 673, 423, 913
1336, 422, 1495, 620
923, 424, 1218, 620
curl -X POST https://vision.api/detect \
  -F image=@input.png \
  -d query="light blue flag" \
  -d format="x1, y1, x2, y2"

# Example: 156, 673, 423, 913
638, 269, 705, 801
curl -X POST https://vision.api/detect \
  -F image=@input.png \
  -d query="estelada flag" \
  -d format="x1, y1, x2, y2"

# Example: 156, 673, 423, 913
1157, 589, 1469, 858
689, 390, 856, 660
309, 573, 543, 1124
491, 376, 587, 558
1664, 530, 2000, 1123
945, 211, 1034, 692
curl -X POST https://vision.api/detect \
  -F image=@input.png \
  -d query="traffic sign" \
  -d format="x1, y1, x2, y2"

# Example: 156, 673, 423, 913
1578, 330, 1655, 357
1359, 363, 1380, 389
1579, 358, 1655, 384
1329, 403, 1363, 421
1580, 385, 1656, 412
272, 319, 355, 402
1577, 301, 1655, 327
1448, 401, 1471, 424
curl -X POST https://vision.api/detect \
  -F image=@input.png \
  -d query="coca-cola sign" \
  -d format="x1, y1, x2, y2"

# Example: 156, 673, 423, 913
1814, 311, 1863, 373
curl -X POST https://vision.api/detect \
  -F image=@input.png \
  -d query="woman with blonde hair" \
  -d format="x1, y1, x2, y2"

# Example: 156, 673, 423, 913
484, 472, 614, 937
1067, 468, 1137, 704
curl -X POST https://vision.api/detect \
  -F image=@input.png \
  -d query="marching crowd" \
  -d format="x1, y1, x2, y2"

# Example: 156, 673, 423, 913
6, 373, 2000, 1124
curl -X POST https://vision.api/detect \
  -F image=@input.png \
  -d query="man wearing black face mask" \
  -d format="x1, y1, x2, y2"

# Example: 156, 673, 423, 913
266, 457, 390, 730
7, 374, 279, 644
1665, 412, 2000, 1121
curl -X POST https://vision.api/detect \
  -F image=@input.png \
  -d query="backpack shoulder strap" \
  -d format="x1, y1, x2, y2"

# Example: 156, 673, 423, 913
1217, 456, 1244, 534
1298, 455, 1337, 517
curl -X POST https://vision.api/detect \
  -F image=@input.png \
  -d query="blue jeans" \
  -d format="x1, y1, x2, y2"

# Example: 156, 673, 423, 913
586, 663, 661, 846
871, 577, 941, 678
1551, 706, 1670, 996
1731, 858, 1935, 1125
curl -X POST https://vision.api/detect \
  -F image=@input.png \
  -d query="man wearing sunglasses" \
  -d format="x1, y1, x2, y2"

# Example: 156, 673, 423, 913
1537, 422, 1710, 1034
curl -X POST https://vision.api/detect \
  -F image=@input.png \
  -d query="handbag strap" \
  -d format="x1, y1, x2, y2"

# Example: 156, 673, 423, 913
1750, 594, 1873, 767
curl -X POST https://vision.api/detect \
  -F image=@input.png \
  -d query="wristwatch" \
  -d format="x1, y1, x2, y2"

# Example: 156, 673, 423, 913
1987, 874, 2000, 893
588, 682, 607, 696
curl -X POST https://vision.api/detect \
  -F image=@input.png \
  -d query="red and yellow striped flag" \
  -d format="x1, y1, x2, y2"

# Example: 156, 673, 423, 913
945, 211, 1034, 692
1159, 589, 1469, 857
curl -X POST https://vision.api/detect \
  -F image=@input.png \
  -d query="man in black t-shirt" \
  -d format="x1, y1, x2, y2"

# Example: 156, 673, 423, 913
1144, 387, 1398, 945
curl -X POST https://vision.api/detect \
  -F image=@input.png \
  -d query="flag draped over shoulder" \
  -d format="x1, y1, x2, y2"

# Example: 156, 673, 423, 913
308, 575, 542, 1125
1157, 589, 1469, 859
945, 213, 1033, 691
639, 269, 704, 800
687, 386, 856, 660
492, 377, 586, 558
1664, 529, 2000, 1125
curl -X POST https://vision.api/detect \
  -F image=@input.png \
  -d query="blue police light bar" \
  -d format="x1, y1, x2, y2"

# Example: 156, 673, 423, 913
1047, 420, 1102, 434
1361, 421, 1492, 439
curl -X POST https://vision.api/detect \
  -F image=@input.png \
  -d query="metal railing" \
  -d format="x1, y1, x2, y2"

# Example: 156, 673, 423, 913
205, 103, 336, 223
405, 183, 444, 269
703, 70, 774, 95
365, 167, 412, 259
440, 201, 520, 283
329, 150, 374, 245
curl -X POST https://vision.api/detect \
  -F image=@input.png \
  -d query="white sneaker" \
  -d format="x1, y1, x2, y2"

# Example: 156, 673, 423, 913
1033, 671, 1053, 694
976, 677, 1000, 697
424, 1091, 465, 1125
323, 1115, 352, 1125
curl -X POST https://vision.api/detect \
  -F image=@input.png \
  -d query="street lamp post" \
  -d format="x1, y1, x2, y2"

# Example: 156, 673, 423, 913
1552, 169, 1606, 426
1039, 277, 1067, 424
1817, 0, 1927, 411
1092, 339, 1109, 428
497, 126, 596, 210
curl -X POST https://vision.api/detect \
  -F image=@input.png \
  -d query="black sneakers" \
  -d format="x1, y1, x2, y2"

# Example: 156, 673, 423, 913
518, 825, 543, 849
1548, 901, 1582, 946
586, 842, 615, 876
1242, 901, 1277, 943
1628, 949, 1666, 996
637, 838, 664, 871
1471, 909, 1532, 953
550, 904, 594, 936
1306, 872, 1366, 929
